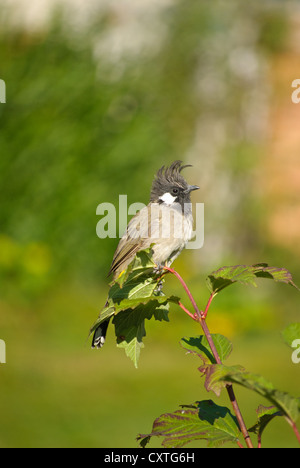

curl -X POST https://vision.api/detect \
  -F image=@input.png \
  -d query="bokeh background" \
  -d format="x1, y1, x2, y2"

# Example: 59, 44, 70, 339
0, 0, 300, 448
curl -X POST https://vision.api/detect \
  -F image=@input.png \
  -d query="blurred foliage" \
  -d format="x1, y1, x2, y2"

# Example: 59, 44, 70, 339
0, 0, 299, 448
0, 1, 292, 299
0, 13, 173, 295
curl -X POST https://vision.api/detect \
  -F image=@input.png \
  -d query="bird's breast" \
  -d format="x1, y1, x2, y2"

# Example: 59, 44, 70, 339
146, 203, 193, 241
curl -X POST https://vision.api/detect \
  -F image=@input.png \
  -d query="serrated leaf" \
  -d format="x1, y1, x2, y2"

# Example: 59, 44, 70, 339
218, 369, 300, 423
114, 294, 179, 314
137, 400, 241, 448
114, 306, 148, 368
181, 337, 238, 397
113, 300, 170, 367
115, 247, 157, 288
181, 334, 232, 365
248, 405, 282, 442
282, 323, 300, 348
206, 264, 299, 296
117, 335, 144, 369
109, 275, 158, 303
199, 364, 244, 397
90, 248, 173, 366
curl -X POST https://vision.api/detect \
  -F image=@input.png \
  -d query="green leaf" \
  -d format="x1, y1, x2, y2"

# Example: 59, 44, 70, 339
282, 323, 300, 348
109, 274, 158, 303
113, 301, 170, 368
116, 326, 145, 369
137, 400, 241, 448
114, 294, 179, 314
199, 364, 244, 397
90, 248, 174, 366
218, 368, 300, 423
180, 336, 236, 396
181, 334, 232, 364
206, 264, 299, 296
248, 405, 282, 443
114, 247, 157, 288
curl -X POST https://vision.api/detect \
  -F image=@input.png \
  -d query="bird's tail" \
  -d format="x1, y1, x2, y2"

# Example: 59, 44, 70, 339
91, 318, 111, 349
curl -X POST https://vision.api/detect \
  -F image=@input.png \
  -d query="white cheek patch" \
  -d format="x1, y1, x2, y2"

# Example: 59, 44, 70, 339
159, 192, 177, 205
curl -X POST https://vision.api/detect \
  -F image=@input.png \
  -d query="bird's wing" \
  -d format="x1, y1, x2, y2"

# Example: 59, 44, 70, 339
108, 205, 151, 277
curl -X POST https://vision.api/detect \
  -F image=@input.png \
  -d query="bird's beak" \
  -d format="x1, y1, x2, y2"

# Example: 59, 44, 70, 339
187, 185, 200, 193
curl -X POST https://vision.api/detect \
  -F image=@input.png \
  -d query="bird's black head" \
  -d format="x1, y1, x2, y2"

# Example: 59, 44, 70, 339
150, 160, 199, 208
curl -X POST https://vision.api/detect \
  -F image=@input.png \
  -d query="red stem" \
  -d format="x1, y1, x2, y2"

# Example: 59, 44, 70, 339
164, 266, 204, 319
203, 293, 214, 319
257, 435, 261, 449
164, 265, 254, 449
178, 301, 196, 320
291, 421, 300, 445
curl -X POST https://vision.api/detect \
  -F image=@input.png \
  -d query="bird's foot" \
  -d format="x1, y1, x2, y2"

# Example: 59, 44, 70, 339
153, 263, 165, 275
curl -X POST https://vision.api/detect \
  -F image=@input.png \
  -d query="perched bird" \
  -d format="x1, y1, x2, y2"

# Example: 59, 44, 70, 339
92, 160, 199, 348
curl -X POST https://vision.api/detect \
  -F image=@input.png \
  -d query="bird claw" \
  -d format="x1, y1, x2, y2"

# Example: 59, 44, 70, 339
154, 281, 162, 294
152, 264, 166, 294
153, 263, 165, 275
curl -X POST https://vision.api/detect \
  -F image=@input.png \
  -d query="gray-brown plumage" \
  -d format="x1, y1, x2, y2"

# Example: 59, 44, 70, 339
92, 160, 199, 348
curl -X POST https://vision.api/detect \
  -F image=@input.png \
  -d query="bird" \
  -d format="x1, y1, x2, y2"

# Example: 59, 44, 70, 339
92, 160, 199, 348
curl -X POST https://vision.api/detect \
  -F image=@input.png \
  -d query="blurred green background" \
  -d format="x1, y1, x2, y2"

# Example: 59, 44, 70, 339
0, 0, 300, 448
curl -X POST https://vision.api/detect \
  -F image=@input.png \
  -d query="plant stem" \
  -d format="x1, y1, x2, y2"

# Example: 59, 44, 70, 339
178, 301, 196, 320
290, 420, 300, 445
164, 266, 254, 449
203, 293, 214, 319
164, 267, 203, 318
257, 434, 262, 448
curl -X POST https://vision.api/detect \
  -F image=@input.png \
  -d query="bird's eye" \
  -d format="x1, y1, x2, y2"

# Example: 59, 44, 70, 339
172, 188, 179, 195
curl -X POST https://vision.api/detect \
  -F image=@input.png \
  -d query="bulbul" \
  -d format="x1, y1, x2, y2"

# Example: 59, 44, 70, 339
92, 160, 199, 348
